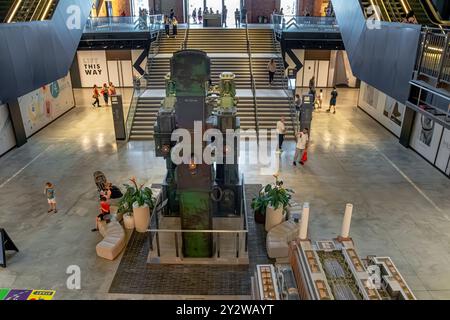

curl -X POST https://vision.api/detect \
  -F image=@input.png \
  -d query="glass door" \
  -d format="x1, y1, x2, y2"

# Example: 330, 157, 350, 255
224, 0, 240, 27
188, 0, 205, 24
280, 0, 297, 15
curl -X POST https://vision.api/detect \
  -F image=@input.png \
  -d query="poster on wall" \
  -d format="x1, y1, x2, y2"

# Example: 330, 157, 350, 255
383, 96, 406, 127
77, 51, 109, 88
0, 104, 16, 155
410, 113, 443, 163
18, 74, 75, 137
363, 84, 379, 109
436, 128, 450, 175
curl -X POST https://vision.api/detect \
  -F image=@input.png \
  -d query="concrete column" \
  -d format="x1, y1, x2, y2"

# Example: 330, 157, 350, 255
340, 203, 353, 239
299, 202, 310, 240
7, 99, 27, 148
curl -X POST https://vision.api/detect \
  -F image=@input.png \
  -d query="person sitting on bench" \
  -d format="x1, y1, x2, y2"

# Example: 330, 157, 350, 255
92, 196, 110, 232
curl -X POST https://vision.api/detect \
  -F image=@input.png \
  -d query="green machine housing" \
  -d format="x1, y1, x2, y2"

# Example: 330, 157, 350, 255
154, 50, 243, 258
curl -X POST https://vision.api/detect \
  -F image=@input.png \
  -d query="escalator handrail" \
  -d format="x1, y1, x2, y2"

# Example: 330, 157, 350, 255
4, 0, 22, 23
421, 0, 450, 26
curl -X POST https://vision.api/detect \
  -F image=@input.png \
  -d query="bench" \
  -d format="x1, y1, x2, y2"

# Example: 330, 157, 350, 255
96, 220, 126, 260
266, 220, 299, 259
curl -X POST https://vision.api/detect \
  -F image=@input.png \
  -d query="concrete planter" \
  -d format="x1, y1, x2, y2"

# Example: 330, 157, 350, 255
265, 205, 284, 231
133, 203, 150, 233
123, 214, 135, 230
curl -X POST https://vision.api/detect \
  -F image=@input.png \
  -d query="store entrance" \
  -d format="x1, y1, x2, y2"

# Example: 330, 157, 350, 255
187, 0, 241, 27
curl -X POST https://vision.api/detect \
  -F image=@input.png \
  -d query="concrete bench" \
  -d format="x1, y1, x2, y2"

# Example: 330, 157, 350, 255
266, 220, 299, 259
96, 221, 125, 261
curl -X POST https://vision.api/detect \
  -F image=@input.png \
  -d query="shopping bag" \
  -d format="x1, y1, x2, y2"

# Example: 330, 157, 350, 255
300, 150, 308, 165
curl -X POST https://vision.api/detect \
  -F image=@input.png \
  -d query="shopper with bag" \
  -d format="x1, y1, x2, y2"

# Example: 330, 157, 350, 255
293, 128, 309, 166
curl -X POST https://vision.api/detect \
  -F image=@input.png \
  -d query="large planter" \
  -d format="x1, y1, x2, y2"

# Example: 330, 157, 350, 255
265, 205, 284, 231
133, 203, 150, 233
254, 209, 265, 224
123, 214, 135, 230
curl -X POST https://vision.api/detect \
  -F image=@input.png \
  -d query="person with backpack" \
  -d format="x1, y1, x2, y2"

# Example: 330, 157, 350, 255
327, 86, 338, 114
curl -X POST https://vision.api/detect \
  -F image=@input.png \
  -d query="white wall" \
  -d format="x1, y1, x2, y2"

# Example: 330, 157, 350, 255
131, 49, 148, 79
358, 82, 406, 137
0, 104, 16, 155
18, 74, 75, 137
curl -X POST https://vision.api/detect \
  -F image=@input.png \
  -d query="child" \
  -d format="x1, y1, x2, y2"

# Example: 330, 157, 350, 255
91, 196, 110, 232
317, 89, 323, 109
101, 83, 109, 106
45, 182, 57, 213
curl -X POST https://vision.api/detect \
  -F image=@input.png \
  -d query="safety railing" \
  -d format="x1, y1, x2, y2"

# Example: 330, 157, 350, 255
125, 24, 162, 140
84, 14, 163, 33
271, 14, 298, 137
416, 27, 450, 85
181, 16, 190, 50
147, 176, 248, 261
272, 14, 339, 36
245, 14, 260, 140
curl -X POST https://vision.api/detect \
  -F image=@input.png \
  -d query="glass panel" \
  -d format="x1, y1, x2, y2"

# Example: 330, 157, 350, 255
280, 0, 297, 15
188, 0, 205, 24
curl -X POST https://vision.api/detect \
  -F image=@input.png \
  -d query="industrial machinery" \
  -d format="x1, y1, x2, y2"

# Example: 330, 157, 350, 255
153, 50, 243, 258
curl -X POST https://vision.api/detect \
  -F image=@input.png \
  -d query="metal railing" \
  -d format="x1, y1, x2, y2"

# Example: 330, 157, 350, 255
181, 16, 190, 49
416, 27, 450, 85
272, 14, 339, 36
271, 14, 298, 138
245, 14, 260, 140
125, 22, 163, 140
5, 0, 58, 22
147, 175, 249, 261
84, 15, 164, 33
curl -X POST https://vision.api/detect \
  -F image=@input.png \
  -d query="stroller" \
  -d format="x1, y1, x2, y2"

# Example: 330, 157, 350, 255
93, 171, 107, 193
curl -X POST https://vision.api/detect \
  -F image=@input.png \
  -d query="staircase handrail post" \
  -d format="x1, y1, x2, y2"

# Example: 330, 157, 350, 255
245, 13, 260, 141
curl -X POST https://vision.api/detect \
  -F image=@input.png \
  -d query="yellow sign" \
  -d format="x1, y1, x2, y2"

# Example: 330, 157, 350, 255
27, 290, 56, 300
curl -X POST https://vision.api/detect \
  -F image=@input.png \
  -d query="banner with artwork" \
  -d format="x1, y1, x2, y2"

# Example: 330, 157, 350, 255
0, 104, 16, 155
435, 128, 450, 175
358, 82, 406, 137
410, 114, 444, 163
0, 288, 56, 300
18, 74, 74, 138
77, 50, 109, 88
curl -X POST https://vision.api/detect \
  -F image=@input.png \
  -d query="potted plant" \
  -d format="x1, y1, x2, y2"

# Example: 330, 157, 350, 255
251, 188, 269, 224
119, 177, 155, 232
265, 174, 294, 231
118, 189, 135, 230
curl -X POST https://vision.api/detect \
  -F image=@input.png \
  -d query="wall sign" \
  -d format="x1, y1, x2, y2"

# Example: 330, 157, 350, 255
77, 51, 109, 88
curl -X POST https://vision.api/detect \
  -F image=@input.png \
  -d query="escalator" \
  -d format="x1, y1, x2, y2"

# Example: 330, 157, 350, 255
406, 0, 450, 27
4, 0, 59, 23
360, 0, 407, 22
0, 0, 14, 22
0, 0, 91, 103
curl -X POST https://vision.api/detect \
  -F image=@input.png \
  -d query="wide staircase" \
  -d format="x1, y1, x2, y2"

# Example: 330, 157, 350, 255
257, 98, 295, 138
187, 29, 247, 53
248, 29, 277, 53
210, 58, 252, 89
129, 97, 161, 140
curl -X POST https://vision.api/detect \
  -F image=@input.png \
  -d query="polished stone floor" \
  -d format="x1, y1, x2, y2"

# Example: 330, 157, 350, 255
0, 88, 450, 299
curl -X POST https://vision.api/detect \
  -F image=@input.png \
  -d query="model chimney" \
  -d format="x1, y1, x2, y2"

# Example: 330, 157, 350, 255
299, 202, 310, 240
340, 203, 353, 239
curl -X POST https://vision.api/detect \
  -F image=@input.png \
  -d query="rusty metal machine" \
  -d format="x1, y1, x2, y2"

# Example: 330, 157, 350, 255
154, 50, 243, 258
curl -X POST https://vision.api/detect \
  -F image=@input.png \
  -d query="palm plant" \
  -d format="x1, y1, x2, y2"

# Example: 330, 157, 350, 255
118, 177, 155, 215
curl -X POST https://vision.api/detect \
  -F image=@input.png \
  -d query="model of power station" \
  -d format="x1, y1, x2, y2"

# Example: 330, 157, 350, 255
153, 50, 244, 258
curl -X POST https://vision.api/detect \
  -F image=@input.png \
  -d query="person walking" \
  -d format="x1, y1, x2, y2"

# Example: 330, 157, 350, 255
293, 128, 309, 166
276, 117, 286, 153
192, 8, 197, 24
92, 85, 100, 108
172, 17, 178, 38
101, 83, 109, 106
309, 86, 316, 108
295, 94, 302, 129
198, 8, 203, 24
267, 59, 277, 86
241, 6, 247, 25
317, 89, 323, 109
235, 8, 240, 28
169, 8, 175, 21
164, 15, 170, 38
327, 86, 338, 114
309, 76, 315, 89
108, 82, 116, 96
45, 182, 57, 213
222, 5, 228, 27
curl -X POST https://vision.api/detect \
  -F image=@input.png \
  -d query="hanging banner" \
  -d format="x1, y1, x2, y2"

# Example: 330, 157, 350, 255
27, 290, 56, 300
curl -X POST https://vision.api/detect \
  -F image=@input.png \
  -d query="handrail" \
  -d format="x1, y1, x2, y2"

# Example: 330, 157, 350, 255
125, 19, 163, 140
271, 14, 298, 138
421, 0, 450, 26
245, 13, 260, 141
148, 174, 249, 258
181, 16, 190, 49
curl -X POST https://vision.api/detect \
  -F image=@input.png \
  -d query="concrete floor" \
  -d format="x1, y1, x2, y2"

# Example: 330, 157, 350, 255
0, 88, 449, 300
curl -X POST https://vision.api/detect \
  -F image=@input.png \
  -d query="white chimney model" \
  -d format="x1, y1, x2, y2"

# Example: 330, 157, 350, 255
299, 202, 310, 240
340, 203, 353, 239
